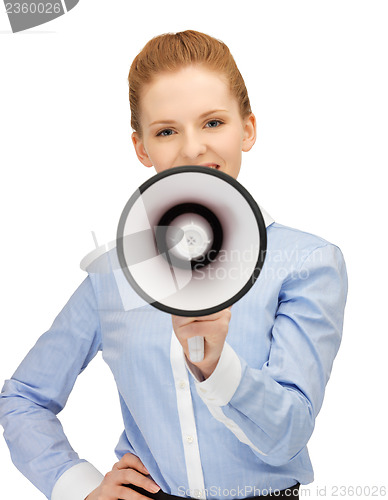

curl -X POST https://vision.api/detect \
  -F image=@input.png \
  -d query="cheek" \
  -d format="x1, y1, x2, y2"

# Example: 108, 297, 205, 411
146, 142, 177, 170
213, 128, 244, 158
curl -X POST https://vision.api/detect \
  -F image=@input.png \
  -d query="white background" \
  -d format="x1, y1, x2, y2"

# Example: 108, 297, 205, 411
0, 1, 387, 498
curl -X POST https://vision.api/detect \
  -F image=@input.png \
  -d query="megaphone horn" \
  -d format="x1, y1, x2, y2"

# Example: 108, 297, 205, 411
116, 166, 267, 362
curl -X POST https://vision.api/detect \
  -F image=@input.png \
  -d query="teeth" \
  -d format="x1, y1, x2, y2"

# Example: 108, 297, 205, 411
201, 164, 220, 169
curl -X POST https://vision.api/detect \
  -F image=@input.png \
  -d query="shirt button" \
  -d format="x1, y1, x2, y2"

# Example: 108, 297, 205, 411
199, 387, 207, 393
178, 381, 186, 389
186, 435, 194, 444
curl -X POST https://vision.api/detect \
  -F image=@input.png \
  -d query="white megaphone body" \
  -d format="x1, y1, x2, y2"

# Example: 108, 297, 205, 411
116, 166, 267, 362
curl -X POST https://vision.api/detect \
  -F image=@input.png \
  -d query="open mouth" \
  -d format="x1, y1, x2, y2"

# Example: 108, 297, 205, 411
200, 163, 221, 170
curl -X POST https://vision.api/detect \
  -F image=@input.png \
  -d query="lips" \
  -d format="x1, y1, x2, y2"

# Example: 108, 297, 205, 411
200, 163, 220, 169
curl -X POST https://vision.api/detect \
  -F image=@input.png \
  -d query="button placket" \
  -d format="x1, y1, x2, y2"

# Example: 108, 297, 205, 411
170, 332, 206, 498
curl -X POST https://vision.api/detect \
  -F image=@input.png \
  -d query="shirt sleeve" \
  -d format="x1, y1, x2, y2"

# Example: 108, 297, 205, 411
0, 277, 104, 499
194, 243, 348, 466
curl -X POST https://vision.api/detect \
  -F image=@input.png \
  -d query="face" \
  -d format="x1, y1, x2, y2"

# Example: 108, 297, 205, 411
132, 66, 256, 179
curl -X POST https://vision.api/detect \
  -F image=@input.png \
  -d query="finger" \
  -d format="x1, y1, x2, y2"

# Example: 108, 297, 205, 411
114, 454, 149, 475
171, 315, 197, 329
117, 485, 157, 500
197, 308, 232, 321
173, 309, 229, 328
119, 469, 160, 494
176, 316, 231, 340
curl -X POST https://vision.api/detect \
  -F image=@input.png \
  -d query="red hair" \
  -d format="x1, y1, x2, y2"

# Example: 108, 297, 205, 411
128, 30, 252, 135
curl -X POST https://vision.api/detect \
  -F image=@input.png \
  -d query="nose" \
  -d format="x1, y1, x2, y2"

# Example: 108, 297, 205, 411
180, 130, 206, 162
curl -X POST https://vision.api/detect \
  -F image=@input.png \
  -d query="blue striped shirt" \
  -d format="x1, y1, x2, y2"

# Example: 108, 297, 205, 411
0, 222, 347, 499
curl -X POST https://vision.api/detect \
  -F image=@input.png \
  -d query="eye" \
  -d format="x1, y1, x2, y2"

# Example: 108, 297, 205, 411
205, 119, 223, 129
156, 128, 175, 137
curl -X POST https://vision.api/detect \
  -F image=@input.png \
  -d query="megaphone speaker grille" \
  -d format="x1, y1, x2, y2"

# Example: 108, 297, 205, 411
155, 203, 223, 270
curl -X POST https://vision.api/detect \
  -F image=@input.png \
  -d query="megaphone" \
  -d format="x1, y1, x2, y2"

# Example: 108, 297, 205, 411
116, 166, 267, 362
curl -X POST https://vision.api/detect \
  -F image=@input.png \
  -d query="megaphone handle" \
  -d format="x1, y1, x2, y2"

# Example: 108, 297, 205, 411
187, 336, 204, 363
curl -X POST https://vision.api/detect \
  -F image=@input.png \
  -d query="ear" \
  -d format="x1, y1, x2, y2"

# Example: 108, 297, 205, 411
242, 113, 257, 152
132, 132, 153, 168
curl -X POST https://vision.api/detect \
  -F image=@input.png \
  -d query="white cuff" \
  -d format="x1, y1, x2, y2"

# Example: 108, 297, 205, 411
51, 462, 104, 500
194, 343, 242, 407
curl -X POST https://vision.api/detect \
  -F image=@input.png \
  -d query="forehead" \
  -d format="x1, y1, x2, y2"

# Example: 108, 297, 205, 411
140, 66, 238, 124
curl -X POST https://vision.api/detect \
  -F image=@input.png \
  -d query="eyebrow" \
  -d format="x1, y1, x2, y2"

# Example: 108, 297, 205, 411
149, 109, 229, 128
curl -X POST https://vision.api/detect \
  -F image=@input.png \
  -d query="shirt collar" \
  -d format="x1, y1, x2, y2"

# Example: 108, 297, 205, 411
260, 206, 275, 228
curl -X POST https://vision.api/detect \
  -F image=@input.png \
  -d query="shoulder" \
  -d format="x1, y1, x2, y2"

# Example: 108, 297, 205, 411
265, 222, 346, 277
79, 244, 119, 300
79, 243, 150, 311
267, 222, 342, 255
80, 242, 117, 274
267, 222, 335, 249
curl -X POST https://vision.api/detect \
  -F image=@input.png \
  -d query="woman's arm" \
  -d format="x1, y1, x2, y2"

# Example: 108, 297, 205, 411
176, 243, 348, 466
0, 277, 103, 499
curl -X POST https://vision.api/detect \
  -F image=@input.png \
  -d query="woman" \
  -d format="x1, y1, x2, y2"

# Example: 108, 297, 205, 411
0, 31, 347, 500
